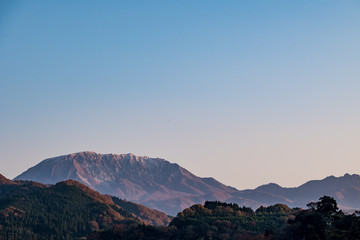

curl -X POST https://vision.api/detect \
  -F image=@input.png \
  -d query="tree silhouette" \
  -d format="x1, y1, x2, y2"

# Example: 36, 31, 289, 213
316, 195, 338, 216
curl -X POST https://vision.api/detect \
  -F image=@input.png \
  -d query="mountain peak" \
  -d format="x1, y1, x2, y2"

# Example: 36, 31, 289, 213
58, 151, 164, 164
71, 151, 98, 157
0, 174, 7, 181
14, 152, 238, 215
342, 173, 359, 178
0, 174, 16, 185
256, 183, 283, 191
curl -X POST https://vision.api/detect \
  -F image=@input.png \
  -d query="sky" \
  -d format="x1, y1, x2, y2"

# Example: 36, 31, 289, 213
1, 1, 360, 189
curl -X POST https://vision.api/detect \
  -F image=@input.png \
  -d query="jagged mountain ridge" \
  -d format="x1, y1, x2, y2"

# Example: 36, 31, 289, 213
15, 151, 360, 215
15, 151, 241, 215
17, 151, 235, 198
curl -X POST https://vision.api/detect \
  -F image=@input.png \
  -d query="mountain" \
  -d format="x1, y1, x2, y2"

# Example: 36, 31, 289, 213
0, 174, 171, 240
15, 152, 360, 215
245, 173, 360, 210
15, 151, 246, 215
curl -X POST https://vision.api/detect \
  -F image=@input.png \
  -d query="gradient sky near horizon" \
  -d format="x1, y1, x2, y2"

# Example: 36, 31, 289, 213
1, 1, 360, 189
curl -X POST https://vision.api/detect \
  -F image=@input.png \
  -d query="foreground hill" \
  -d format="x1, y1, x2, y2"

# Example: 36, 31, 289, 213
0, 174, 170, 240
89, 201, 295, 240
15, 151, 360, 215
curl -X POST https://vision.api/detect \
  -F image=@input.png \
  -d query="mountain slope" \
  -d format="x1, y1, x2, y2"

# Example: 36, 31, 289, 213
249, 173, 360, 210
15, 152, 360, 215
0, 175, 171, 240
15, 151, 244, 215
0, 176, 135, 239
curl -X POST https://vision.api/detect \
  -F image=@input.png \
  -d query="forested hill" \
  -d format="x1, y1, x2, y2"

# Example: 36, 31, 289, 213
0, 174, 171, 240
89, 197, 360, 240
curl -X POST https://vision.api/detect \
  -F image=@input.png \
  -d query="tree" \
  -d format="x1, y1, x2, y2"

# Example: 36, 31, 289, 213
316, 196, 338, 216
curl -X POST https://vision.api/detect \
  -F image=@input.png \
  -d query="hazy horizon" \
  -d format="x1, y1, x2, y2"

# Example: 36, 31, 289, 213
1, 1, 360, 189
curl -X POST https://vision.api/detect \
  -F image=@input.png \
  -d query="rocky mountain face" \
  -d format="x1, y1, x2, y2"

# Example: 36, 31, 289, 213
15, 151, 360, 215
15, 151, 242, 215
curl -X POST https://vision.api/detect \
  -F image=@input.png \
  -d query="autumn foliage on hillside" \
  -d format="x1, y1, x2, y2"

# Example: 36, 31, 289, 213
89, 201, 296, 240
0, 177, 170, 240
89, 197, 360, 240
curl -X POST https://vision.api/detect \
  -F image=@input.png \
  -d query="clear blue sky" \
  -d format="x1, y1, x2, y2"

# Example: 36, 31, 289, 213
1, 1, 360, 189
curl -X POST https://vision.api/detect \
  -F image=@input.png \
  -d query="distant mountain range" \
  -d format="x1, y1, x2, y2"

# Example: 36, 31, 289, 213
14, 151, 360, 215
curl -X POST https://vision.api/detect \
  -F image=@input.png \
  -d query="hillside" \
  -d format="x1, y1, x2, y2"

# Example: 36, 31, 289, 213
0, 175, 170, 240
88, 197, 360, 240
88, 200, 296, 240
